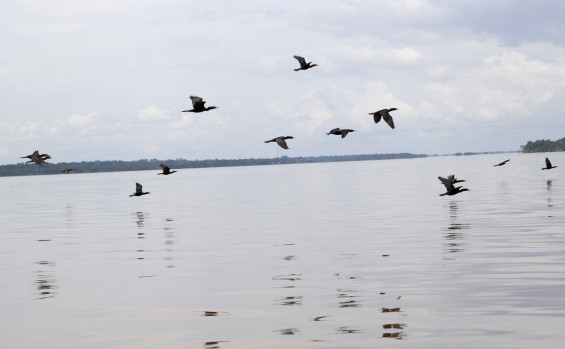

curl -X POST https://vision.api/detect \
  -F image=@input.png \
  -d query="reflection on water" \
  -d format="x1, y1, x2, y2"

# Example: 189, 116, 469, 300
202, 311, 229, 317
34, 261, 57, 299
164, 218, 175, 268
3, 153, 565, 348
336, 326, 359, 334
274, 296, 302, 306
443, 201, 469, 254
134, 211, 145, 240
546, 180, 554, 212
275, 328, 300, 335
337, 289, 361, 308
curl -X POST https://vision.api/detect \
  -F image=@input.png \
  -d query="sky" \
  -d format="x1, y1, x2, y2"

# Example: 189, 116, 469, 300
2, 0, 565, 165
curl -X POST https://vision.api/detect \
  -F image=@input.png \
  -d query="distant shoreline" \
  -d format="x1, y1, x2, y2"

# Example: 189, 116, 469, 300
0, 151, 519, 177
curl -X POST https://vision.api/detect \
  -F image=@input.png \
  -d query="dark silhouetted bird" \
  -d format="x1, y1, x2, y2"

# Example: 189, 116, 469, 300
21, 150, 51, 166
293, 55, 318, 71
494, 159, 510, 167
182, 96, 218, 113
542, 157, 557, 170
130, 183, 150, 197
326, 128, 356, 138
265, 136, 294, 149
369, 108, 398, 129
438, 175, 469, 196
446, 174, 465, 184
158, 163, 178, 175
62, 168, 72, 174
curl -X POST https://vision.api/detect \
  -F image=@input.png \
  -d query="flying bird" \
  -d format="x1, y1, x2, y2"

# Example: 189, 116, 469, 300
494, 159, 510, 167
369, 108, 398, 129
293, 55, 318, 71
265, 136, 294, 149
542, 157, 557, 170
182, 96, 218, 113
129, 183, 150, 197
438, 175, 469, 196
62, 168, 72, 174
326, 128, 356, 138
158, 163, 178, 175
445, 174, 465, 184
21, 150, 51, 166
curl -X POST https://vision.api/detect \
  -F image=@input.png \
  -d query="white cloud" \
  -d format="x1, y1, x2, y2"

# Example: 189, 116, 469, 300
138, 105, 173, 121
68, 112, 96, 127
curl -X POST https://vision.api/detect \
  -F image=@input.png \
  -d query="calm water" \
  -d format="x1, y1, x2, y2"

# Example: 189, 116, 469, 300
1, 153, 565, 348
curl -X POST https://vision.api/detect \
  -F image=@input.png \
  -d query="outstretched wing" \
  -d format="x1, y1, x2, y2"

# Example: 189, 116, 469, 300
294, 55, 306, 67
371, 112, 382, 124
190, 95, 205, 109
382, 112, 395, 129
135, 182, 143, 194
438, 176, 455, 191
276, 138, 289, 149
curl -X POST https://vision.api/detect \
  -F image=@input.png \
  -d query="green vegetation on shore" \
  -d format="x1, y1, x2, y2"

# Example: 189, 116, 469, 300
0, 153, 427, 177
521, 138, 565, 153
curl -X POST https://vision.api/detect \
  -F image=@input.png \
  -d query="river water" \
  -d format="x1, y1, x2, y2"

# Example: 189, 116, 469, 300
1, 152, 564, 348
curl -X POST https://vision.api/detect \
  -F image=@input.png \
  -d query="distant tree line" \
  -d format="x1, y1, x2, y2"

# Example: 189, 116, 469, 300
521, 138, 565, 153
0, 153, 427, 177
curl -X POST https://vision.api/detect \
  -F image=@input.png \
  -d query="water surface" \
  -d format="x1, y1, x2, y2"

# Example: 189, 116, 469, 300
1, 153, 565, 348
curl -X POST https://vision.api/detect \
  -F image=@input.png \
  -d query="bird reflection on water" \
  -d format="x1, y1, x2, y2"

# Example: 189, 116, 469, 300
275, 328, 300, 335
203, 341, 229, 348
337, 289, 361, 308
34, 261, 57, 300
164, 218, 175, 268
443, 201, 470, 254
134, 212, 145, 240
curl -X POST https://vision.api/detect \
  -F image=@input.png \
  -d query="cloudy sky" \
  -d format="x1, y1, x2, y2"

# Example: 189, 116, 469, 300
2, 0, 565, 165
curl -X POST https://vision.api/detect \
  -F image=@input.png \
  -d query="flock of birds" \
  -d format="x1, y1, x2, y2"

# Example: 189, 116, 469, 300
18, 55, 559, 197
437, 156, 558, 196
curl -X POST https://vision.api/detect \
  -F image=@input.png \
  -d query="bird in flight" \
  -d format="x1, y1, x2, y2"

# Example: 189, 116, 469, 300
158, 163, 178, 175
369, 108, 398, 129
130, 183, 150, 197
438, 175, 469, 196
494, 159, 510, 167
182, 96, 218, 113
542, 157, 557, 170
326, 128, 356, 139
21, 150, 51, 166
265, 136, 294, 149
293, 55, 318, 71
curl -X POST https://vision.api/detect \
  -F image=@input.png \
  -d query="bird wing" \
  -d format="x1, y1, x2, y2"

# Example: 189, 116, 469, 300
190, 96, 205, 109
382, 112, 395, 129
276, 138, 289, 149
160, 163, 170, 172
438, 176, 455, 190
371, 112, 382, 124
294, 55, 306, 67
135, 183, 143, 194
341, 130, 350, 138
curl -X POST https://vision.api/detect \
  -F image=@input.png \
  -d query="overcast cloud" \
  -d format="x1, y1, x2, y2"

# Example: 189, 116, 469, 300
1, 0, 565, 164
